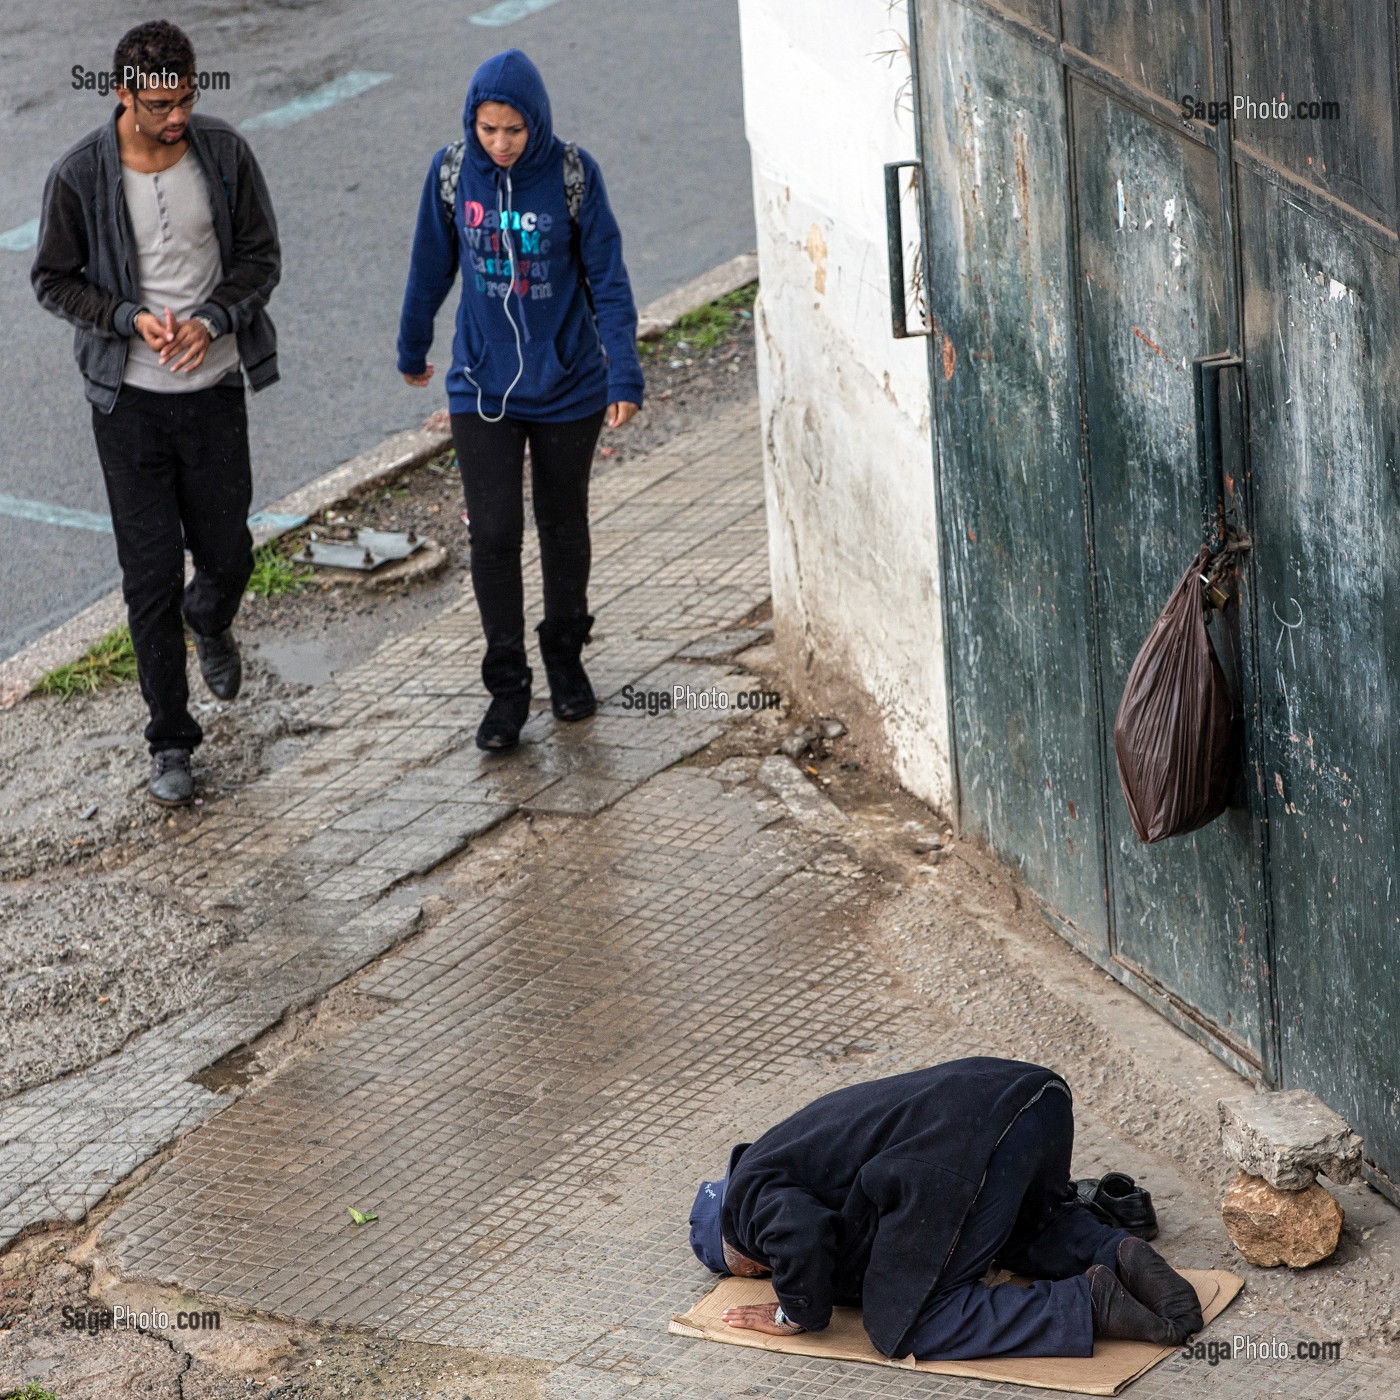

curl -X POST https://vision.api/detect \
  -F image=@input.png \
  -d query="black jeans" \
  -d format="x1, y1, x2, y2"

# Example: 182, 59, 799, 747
91, 379, 254, 753
450, 409, 605, 695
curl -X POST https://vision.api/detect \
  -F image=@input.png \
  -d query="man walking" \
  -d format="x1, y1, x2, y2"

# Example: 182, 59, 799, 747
33, 20, 280, 804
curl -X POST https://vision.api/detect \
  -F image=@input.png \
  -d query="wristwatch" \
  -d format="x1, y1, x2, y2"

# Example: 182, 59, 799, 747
772, 1305, 803, 1334
193, 314, 220, 340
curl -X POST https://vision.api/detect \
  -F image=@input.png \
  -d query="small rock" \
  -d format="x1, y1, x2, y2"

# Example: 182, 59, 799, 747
818, 718, 847, 739
1221, 1170, 1343, 1267
779, 726, 817, 759
1218, 1089, 1363, 1188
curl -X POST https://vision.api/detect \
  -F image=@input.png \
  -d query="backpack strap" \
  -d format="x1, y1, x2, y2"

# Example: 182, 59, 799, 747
562, 141, 596, 321
563, 141, 586, 222
440, 137, 584, 228
438, 138, 466, 221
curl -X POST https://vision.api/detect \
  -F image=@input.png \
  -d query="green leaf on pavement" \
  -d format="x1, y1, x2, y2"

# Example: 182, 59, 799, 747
347, 1206, 378, 1226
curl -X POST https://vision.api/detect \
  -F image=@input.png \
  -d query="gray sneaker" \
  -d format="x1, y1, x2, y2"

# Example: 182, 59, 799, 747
193, 627, 242, 701
149, 748, 194, 806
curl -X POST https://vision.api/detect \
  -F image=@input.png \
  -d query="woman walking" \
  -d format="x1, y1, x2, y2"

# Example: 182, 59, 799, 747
398, 48, 644, 750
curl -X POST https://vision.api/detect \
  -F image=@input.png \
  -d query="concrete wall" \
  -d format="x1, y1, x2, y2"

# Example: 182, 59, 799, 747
737, 0, 951, 811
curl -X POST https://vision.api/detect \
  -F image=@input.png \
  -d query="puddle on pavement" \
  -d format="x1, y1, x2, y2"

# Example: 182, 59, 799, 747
253, 637, 339, 688
189, 1043, 262, 1092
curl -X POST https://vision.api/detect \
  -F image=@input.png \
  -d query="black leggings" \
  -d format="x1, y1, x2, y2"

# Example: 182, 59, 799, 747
450, 409, 605, 693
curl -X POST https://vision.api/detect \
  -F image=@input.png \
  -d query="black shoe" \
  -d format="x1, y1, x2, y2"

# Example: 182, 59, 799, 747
536, 614, 596, 721
193, 627, 242, 701
476, 689, 531, 751
1115, 1237, 1203, 1341
1074, 1172, 1158, 1240
148, 748, 194, 806
1087, 1265, 1185, 1346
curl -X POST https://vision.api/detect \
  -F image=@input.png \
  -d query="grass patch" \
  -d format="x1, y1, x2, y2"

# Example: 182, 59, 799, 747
33, 625, 138, 697
641, 282, 756, 360
9, 1382, 62, 1398
246, 541, 312, 599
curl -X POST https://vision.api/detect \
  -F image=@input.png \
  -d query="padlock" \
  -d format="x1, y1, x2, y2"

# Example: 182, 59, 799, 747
1199, 572, 1230, 611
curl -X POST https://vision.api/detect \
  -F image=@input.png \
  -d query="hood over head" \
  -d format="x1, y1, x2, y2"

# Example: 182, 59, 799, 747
463, 48, 558, 181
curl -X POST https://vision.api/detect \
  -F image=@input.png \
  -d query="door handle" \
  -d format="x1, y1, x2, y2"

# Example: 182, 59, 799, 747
1193, 352, 1242, 551
884, 160, 930, 339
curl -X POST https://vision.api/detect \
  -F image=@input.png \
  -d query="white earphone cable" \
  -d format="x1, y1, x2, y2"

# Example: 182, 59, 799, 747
468, 170, 526, 423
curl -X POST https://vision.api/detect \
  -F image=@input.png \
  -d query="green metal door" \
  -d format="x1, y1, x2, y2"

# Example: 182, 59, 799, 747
1066, 48, 1272, 1074
912, 0, 1110, 955
908, 0, 1400, 1189
910, 0, 1273, 1074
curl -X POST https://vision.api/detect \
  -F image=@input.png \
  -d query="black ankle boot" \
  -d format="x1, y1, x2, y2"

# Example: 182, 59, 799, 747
536, 614, 597, 721
477, 644, 532, 752
476, 687, 531, 751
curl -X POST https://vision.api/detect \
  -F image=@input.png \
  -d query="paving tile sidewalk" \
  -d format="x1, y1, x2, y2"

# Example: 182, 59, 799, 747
9, 396, 1398, 1397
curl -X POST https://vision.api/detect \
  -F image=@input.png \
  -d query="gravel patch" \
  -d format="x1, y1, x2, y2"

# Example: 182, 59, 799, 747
0, 876, 233, 1099
0, 661, 319, 885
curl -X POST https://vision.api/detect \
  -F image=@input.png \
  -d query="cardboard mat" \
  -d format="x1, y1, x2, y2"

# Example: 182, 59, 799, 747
671, 1270, 1242, 1395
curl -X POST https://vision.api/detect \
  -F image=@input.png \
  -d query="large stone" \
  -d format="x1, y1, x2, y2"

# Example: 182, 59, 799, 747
1221, 1171, 1343, 1267
1218, 1089, 1363, 1189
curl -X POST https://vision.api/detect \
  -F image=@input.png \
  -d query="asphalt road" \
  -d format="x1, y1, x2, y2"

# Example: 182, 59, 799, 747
0, 0, 754, 661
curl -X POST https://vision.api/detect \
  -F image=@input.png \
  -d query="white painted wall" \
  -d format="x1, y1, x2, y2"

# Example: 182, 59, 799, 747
738, 0, 951, 810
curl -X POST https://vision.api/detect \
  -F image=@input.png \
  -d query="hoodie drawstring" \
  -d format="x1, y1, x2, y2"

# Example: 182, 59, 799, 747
466, 168, 527, 423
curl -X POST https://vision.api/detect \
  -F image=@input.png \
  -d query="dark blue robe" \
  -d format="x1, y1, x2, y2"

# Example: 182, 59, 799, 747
720, 1057, 1074, 1357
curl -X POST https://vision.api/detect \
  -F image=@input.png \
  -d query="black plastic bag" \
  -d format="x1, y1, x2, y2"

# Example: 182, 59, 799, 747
1114, 547, 1241, 844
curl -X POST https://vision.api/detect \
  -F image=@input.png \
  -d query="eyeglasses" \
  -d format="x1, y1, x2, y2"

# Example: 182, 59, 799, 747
135, 88, 200, 117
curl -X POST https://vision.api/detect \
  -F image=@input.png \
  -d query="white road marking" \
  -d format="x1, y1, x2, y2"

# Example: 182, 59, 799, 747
0, 494, 111, 532
241, 70, 392, 130
471, 0, 568, 27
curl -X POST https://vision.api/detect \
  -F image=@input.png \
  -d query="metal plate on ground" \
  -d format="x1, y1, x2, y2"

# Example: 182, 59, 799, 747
296, 529, 425, 572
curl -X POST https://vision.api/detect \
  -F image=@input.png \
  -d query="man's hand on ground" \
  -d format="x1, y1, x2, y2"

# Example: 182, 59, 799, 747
721, 1302, 802, 1335
160, 317, 211, 373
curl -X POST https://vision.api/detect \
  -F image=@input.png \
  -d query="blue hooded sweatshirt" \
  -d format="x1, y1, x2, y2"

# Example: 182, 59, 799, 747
397, 49, 645, 422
